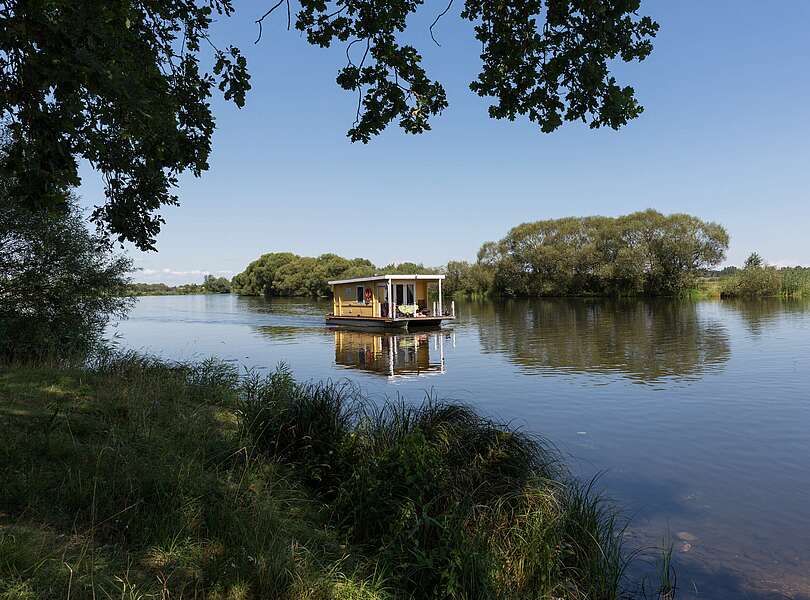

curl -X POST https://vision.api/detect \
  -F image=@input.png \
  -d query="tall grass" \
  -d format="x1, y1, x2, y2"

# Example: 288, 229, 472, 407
1, 353, 676, 599
779, 267, 810, 298
240, 368, 669, 599
0, 355, 385, 600
656, 540, 677, 600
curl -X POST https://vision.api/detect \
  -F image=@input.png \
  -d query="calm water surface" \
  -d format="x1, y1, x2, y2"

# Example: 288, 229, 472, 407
110, 295, 810, 599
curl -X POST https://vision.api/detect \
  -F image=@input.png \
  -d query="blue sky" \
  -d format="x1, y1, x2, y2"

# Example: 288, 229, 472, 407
78, 0, 810, 284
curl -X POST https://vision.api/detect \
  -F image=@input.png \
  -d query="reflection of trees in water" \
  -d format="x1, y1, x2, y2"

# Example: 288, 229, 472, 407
256, 325, 330, 341
468, 299, 731, 382
722, 298, 810, 336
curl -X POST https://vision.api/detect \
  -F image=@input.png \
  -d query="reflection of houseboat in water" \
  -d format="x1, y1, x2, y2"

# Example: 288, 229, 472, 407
333, 329, 452, 378
326, 274, 454, 330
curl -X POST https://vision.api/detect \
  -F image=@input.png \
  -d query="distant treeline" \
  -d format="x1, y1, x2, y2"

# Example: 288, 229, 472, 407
209, 211, 807, 301
445, 210, 729, 297
230, 252, 438, 297
128, 275, 231, 296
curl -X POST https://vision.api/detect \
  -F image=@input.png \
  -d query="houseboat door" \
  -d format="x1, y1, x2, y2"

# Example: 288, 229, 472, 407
394, 283, 415, 306
376, 283, 388, 317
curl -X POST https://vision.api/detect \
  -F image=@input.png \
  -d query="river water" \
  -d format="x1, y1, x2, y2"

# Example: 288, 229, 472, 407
109, 295, 810, 599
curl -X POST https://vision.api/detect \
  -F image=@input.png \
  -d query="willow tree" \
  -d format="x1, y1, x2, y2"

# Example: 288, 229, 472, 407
1, 0, 657, 250
479, 210, 729, 296
0, 191, 133, 361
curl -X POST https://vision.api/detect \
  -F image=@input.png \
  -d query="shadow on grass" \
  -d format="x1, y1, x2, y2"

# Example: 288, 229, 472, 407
0, 366, 89, 417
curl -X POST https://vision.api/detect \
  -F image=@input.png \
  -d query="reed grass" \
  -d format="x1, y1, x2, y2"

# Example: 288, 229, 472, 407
240, 367, 673, 599
656, 541, 677, 600
778, 268, 810, 298
1, 353, 676, 599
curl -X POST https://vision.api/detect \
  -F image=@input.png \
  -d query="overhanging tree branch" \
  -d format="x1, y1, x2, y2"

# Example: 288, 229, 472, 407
429, 0, 454, 47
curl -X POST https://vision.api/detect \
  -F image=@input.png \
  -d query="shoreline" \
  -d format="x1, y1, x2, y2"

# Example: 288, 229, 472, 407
0, 354, 673, 599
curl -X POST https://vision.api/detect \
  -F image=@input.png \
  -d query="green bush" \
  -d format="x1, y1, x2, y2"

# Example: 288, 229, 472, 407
241, 367, 358, 493
203, 275, 232, 293
0, 193, 132, 361
721, 253, 783, 298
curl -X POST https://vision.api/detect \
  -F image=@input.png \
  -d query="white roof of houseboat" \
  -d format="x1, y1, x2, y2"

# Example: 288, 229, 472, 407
328, 274, 445, 285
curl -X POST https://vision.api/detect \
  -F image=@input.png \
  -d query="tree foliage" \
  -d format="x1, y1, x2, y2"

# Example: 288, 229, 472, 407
273, 0, 658, 141
444, 259, 494, 296
444, 210, 729, 297
0, 192, 133, 361
379, 261, 441, 275
744, 252, 764, 270
202, 274, 232, 293
127, 282, 207, 295
231, 253, 439, 297
720, 252, 797, 299
2, 0, 656, 251
231, 252, 373, 297
0, 0, 250, 250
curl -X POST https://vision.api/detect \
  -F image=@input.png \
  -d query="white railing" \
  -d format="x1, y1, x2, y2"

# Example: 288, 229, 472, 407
431, 300, 455, 318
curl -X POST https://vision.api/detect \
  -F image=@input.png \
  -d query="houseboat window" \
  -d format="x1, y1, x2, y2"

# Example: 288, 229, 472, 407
344, 288, 353, 300
395, 283, 415, 305
356, 286, 365, 304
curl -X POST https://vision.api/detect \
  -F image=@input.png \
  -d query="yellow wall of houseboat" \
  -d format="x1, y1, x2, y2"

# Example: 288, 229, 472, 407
332, 282, 382, 317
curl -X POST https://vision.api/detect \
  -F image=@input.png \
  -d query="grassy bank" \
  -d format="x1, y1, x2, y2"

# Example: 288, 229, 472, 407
1, 354, 672, 599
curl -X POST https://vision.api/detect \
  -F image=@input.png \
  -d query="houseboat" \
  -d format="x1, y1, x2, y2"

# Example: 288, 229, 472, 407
326, 274, 454, 329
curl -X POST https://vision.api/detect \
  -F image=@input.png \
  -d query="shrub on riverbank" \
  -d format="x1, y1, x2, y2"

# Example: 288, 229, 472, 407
720, 253, 810, 298
779, 267, 810, 298
0, 193, 132, 362
1, 354, 672, 599
241, 370, 627, 598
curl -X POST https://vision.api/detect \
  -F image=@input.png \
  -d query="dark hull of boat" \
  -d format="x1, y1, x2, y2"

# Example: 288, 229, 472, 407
325, 315, 449, 330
